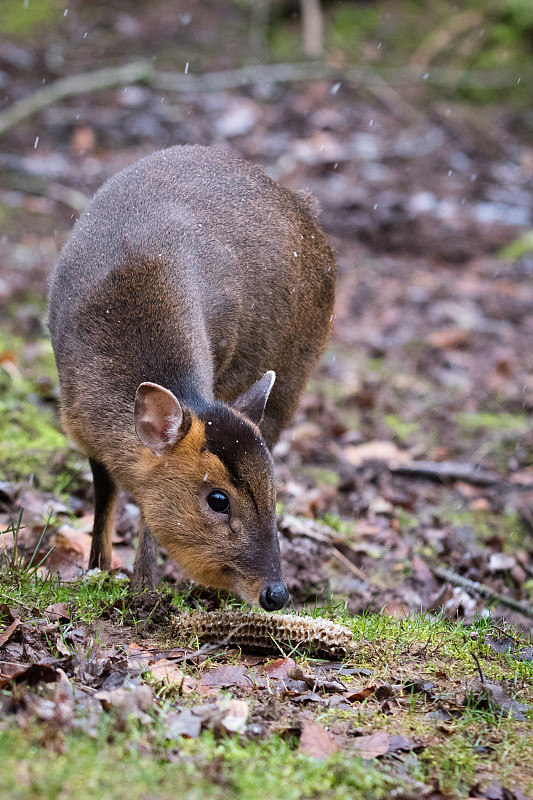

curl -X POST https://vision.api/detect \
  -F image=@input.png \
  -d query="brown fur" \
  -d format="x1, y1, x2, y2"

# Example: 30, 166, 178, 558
48, 145, 336, 603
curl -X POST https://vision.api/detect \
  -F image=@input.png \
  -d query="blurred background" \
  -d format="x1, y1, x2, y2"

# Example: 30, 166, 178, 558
1, 0, 533, 625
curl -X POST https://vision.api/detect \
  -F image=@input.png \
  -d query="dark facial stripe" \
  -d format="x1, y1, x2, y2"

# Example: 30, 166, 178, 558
199, 403, 273, 509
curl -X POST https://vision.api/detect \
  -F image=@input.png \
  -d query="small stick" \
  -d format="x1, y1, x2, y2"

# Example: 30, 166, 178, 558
388, 460, 502, 486
433, 565, 533, 619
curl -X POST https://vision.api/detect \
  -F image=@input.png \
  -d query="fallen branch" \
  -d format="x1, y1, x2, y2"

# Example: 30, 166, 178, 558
1, 58, 528, 139
432, 565, 533, 619
388, 459, 502, 486
0, 60, 153, 137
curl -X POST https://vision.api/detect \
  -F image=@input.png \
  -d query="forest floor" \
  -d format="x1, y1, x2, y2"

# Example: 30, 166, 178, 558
1, 3, 533, 798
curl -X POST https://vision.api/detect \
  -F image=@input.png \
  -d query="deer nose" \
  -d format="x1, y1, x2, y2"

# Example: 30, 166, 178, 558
260, 582, 289, 611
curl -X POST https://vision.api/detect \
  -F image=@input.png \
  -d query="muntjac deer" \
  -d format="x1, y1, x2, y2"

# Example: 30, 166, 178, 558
48, 145, 336, 610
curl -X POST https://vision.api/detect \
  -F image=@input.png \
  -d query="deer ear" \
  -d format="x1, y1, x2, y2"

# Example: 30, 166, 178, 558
134, 382, 185, 455
232, 371, 275, 425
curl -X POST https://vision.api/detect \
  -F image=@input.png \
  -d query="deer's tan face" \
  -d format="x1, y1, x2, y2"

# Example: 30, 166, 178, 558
132, 380, 288, 610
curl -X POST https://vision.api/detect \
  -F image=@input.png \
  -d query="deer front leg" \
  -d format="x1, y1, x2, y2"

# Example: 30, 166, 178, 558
132, 520, 157, 590
88, 457, 118, 571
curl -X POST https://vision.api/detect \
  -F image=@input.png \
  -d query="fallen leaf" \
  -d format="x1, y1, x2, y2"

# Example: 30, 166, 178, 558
0, 661, 31, 686
0, 618, 21, 647
165, 708, 204, 739
477, 683, 529, 720
43, 603, 71, 621
344, 685, 377, 703
27, 669, 73, 726
427, 327, 471, 349
287, 665, 346, 693
343, 440, 410, 467
508, 470, 533, 487
199, 665, 259, 691
387, 735, 422, 753
94, 684, 153, 722
219, 699, 249, 733
488, 553, 516, 572
126, 642, 155, 670
149, 659, 185, 686
352, 730, 390, 759
70, 126, 96, 155
260, 657, 296, 679
299, 721, 340, 758
0, 662, 60, 688
45, 528, 122, 577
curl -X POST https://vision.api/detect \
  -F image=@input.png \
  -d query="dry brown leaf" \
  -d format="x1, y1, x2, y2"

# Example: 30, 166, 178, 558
352, 730, 390, 759
165, 708, 204, 739
27, 669, 73, 726
126, 642, 155, 670
220, 699, 249, 733
0, 661, 31, 686
149, 659, 185, 686
43, 603, 71, 621
260, 657, 297, 679
0, 662, 59, 688
478, 683, 529, 720
0, 618, 21, 647
299, 721, 340, 758
344, 685, 377, 703
70, 126, 96, 155
343, 440, 410, 467
427, 327, 471, 349
199, 664, 260, 691
42, 528, 122, 578
94, 684, 153, 722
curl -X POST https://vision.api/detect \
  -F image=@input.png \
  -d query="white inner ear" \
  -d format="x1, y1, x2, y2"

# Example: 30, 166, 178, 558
165, 412, 183, 444
134, 381, 183, 455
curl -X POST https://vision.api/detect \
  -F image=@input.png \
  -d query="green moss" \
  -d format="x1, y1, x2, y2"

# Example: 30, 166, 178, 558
0, 0, 61, 37
383, 414, 419, 443
0, 725, 397, 800
268, 23, 304, 62
320, 512, 354, 538
396, 507, 419, 530
440, 507, 527, 551
0, 368, 66, 481
456, 411, 530, 434
0, 333, 81, 491
499, 230, 533, 260
301, 467, 340, 488
328, 5, 381, 56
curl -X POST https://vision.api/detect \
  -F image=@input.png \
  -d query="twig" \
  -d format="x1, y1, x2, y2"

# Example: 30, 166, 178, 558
155, 63, 423, 123
410, 10, 483, 70
331, 547, 384, 590
0, 60, 153, 137
388, 459, 502, 486
0, 61, 424, 138
471, 652, 485, 685
432, 565, 533, 620
2, 58, 529, 140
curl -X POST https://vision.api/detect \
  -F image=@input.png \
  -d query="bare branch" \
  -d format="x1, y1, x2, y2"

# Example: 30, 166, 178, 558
0, 60, 153, 137
433, 565, 533, 619
0, 59, 530, 139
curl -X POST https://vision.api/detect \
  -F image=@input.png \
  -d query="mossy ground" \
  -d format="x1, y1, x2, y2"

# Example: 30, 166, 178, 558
1, 560, 532, 799
0, 331, 86, 493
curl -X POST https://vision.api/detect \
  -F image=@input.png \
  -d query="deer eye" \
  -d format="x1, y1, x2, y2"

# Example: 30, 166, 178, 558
207, 490, 230, 515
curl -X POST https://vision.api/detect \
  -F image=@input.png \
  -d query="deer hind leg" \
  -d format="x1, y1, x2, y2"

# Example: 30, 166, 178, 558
88, 457, 118, 571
